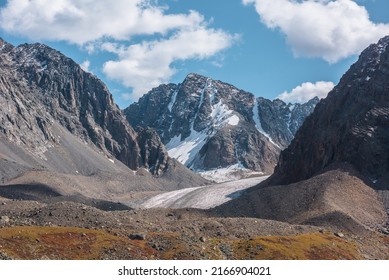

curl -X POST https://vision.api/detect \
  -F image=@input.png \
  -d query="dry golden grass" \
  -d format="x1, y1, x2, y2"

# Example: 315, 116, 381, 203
230, 232, 361, 260
0, 226, 362, 260
0, 226, 129, 259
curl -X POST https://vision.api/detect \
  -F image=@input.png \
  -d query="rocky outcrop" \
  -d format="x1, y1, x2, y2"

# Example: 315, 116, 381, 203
136, 128, 168, 175
0, 38, 168, 175
269, 36, 389, 187
125, 73, 319, 174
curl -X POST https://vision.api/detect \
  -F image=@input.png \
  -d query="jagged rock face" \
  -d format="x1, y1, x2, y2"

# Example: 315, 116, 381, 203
136, 128, 168, 175
257, 97, 318, 148
270, 36, 389, 186
125, 73, 318, 173
0, 38, 168, 175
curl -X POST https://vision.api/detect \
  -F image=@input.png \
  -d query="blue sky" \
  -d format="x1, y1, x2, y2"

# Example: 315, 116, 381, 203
0, 0, 388, 108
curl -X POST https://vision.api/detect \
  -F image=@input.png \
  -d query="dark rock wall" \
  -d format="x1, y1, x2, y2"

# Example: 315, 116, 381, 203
270, 36, 389, 186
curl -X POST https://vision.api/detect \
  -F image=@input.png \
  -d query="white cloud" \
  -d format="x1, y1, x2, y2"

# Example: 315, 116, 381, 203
80, 60, 90, 72
103, 28, 236, 99
243, 0, 389, 63
0, 0, 204, 45
0, 0, 235, 101
121, 93, 133, 101
277, 81, 335, 103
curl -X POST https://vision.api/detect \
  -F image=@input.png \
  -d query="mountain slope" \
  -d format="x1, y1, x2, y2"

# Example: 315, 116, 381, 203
0, 38, 207, 197
0, 38, 159, 173
125, 73, 318, 178
269, 36, 389, 187
215, 164, 387, 233
215, 36, 389, 233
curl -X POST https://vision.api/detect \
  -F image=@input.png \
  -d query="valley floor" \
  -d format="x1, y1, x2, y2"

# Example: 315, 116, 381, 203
0, 171, 388, 260
1, 198, 387, 260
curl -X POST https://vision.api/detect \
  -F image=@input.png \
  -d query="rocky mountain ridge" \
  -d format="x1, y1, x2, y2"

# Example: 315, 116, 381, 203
0, 38, 207, 194
0, 38, 168, 174
269, 35, 389, 187
126, 73, 318, 178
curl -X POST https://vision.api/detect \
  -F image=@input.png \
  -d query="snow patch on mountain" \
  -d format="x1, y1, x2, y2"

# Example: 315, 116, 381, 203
167, 99, 239, 166
252, 99, 280, 148
211, 100, 239, 128
228, 115, 240, 126
166, 130, 208, 166
168, 89, 178, 112
191, 79, 208, 129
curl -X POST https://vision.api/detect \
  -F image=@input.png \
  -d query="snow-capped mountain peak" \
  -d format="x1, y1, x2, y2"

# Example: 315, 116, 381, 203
125, 73, 319, 179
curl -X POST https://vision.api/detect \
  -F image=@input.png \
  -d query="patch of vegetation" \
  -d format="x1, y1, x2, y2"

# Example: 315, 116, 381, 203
0, 226, 129, 259
0, 227, 362, 260
230, 232, 361, 260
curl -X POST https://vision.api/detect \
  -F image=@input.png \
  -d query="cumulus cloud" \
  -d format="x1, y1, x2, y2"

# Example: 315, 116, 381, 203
80, 60, 90, 72
103, 28, 236, 99
243, 0, 389, 63
277, 81, 335, 103
0, 0, 204, 44
0, 0, 236, 101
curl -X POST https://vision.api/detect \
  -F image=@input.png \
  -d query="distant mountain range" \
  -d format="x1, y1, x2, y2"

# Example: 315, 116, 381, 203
126, 73, 318, 180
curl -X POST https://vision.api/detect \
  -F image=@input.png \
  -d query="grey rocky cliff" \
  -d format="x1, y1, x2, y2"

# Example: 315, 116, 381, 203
125, 73, 319, 174
0, 38, 169, 175
136, 128, 168, 175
